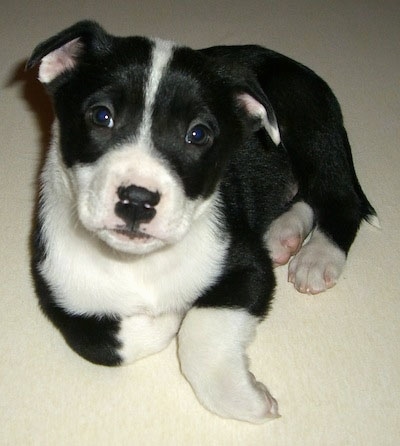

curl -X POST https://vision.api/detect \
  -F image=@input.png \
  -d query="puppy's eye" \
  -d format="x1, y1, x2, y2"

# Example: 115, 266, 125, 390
185, 124, 213, 146
91, 106, 114, 128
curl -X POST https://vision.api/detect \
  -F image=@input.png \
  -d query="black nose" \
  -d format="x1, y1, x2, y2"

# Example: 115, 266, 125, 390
117, 185, 160, 207
115, 185, 160, 229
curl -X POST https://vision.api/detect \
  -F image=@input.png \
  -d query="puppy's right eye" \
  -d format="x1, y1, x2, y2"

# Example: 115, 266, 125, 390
91, 106, 114, 128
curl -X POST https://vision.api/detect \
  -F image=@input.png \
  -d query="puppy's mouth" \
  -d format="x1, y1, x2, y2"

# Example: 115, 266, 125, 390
113, 228, 153, 241
96, 225, 164, 254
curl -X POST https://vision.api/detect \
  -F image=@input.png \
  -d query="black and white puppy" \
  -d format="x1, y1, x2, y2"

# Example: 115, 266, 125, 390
27, 21, 376, 423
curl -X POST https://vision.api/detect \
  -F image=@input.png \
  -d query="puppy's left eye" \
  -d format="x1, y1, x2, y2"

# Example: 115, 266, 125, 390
91, 106, 114, 128
185, 124, 213, 147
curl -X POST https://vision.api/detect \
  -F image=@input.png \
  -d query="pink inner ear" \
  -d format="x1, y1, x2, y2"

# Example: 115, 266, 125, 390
237, 93, 281, 146
38, 38, 83, 83
237, 93, 267, 121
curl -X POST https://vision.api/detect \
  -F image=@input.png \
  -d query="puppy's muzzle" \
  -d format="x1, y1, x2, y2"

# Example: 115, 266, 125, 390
115, 185, 160, 230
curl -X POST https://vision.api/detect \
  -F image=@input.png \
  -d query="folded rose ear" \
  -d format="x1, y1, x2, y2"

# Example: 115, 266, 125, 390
36, 38, 83, 83
26, 20, 108, 85
236, 92, 281, 146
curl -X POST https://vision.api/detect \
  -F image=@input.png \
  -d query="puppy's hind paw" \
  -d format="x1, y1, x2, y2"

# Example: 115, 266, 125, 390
265, 201, 314, 267
288, 228, 346, 294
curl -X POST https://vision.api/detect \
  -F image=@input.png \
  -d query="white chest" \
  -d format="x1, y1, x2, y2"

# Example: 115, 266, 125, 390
39, 203, 228, 318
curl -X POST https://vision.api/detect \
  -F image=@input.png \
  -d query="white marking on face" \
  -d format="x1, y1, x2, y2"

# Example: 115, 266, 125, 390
138, 38, 174, 146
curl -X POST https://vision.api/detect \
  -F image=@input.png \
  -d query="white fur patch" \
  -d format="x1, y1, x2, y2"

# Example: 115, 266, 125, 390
71, 142, 202, 255
178, 307, 279, 423
288, 228, 346, 294
118, 312, 183, 364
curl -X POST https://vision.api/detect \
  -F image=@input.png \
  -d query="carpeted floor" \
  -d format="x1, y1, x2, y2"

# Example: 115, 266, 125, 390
1, 1, 399, 445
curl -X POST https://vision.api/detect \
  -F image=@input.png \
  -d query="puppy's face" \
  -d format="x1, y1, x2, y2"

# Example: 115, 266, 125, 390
29, 22, 279, 254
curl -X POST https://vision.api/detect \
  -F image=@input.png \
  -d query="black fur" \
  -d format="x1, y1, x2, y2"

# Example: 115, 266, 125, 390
201, 45, 376, 252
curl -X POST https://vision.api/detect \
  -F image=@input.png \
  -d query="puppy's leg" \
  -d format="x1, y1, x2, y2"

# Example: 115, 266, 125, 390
118, 312, 183, 364
265, 201, 314, 267
178, 307, 279, 423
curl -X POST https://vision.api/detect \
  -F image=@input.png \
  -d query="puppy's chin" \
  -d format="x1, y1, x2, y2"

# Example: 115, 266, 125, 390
97, 228, 167, 255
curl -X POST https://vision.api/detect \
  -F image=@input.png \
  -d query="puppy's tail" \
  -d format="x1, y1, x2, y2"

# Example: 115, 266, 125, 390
343, 131, 380, 230
364, 205, 381, 229
357, 185, 380, 229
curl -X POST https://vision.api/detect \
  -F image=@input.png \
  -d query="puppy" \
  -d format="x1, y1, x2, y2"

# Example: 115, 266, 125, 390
27, 21, 376, 423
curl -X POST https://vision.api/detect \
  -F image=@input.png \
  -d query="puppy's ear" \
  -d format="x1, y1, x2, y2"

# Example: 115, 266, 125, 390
26, 20, 109, 85
236, 88, 281, 146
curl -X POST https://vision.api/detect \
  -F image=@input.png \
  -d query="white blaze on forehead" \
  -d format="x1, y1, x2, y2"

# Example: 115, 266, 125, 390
138, 38, 175, 145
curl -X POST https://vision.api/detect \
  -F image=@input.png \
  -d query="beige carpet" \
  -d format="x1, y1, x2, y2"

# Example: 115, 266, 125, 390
1, 1, 399, 444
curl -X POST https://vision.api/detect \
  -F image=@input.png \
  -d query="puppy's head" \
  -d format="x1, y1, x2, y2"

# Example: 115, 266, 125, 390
28, 21, 280, 255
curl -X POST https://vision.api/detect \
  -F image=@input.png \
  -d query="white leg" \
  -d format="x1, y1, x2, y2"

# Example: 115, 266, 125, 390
178, 307, 279, 423
288, 227, 346, 294
265, 201, 314, 267
118, 312, 183, 364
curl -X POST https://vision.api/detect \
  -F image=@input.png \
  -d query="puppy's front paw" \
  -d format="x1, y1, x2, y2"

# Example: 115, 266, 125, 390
238, 373, 280, 423
183, 365, 280, 423
288, 228, 346, 294
178, 307, 281, 423
207, 371, 280, 424
265, 201, 314, 267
